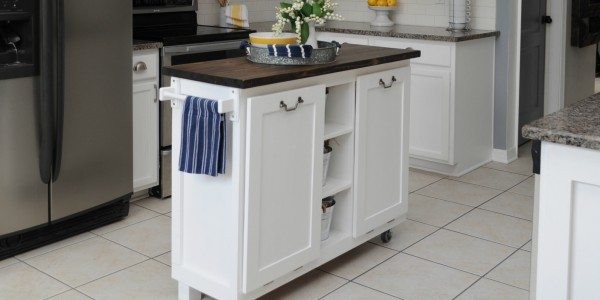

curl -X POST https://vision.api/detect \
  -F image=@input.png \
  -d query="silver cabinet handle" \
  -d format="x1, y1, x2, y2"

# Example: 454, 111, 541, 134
280, 97, 304, 112
379, 76, 397, 89
133, 61, 147, 72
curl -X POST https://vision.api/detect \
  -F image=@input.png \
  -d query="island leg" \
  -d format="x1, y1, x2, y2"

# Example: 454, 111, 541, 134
179, 282, 203, 300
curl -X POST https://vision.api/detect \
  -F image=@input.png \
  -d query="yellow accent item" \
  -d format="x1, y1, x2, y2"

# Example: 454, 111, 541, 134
376, 0, 387, 6
368, 0, 378, 6
229, 4, 244, 27
249, 33, 298, 46
387, 0, 397, 6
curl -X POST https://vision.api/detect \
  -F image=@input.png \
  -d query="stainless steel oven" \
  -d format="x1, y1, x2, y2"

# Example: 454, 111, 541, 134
133, 4, 252, 199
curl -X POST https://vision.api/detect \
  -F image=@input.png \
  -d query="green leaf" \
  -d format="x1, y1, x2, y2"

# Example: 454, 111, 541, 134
312, 3, 322, 17
300, 22, 309, 44
301, 3, 312, 16
280, 2, 292, 9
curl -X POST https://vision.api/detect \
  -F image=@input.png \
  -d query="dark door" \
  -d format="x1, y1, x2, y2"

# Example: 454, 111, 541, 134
50, 0, 132, 220
519, 0, 548, 144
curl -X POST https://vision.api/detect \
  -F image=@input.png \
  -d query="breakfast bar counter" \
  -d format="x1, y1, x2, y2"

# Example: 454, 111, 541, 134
161, 44, 419, 300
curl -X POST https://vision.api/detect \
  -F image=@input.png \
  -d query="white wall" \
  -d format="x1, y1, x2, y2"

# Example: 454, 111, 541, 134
197, 0, 497, 30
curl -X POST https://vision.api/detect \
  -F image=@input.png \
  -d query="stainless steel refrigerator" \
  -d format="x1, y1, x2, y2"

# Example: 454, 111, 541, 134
0, 0, 132, 259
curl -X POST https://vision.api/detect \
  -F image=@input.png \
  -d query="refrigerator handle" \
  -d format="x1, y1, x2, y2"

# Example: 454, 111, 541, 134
52, 0, 65, 183
39, 0, 57, 184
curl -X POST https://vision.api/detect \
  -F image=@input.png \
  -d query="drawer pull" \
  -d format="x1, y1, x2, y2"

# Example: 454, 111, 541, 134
133, 61, 147, 72
280, 97, 304, 112
379, 76, 397, 89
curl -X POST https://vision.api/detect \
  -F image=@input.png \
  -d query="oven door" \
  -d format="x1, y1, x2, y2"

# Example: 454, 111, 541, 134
160, 39, 246, 147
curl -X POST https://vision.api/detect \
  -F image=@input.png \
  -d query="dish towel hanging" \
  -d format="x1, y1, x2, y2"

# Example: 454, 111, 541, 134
179, 96, 226, 177
225, 4, 249, 28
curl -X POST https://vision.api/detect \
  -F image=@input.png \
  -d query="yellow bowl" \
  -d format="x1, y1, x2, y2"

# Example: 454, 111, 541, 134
249, 32, 298, 47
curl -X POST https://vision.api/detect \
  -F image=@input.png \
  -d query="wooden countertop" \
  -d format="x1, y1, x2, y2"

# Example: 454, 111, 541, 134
162, 44, 420, 89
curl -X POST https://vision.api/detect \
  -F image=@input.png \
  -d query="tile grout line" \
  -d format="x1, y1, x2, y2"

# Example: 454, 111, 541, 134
452, 238, 533, 299
94, 234, 153, 260
93, 211, 168, 236
73, 258, 153, 296
480, 165, 533, 177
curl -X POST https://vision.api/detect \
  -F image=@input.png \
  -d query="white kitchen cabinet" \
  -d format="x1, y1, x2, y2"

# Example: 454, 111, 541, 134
409, 65, 452, 163
243, 85, 325, 292
354, 68, 410, 237
132, 49, 159, 192
165, 58, 412, 300
360, 35, 494, 176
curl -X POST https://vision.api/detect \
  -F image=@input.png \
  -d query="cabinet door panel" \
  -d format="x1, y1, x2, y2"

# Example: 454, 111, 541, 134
132, 82, 159, 191
354, 68, 410, 237
409, 65, 452, 163
243, 85, 325, 293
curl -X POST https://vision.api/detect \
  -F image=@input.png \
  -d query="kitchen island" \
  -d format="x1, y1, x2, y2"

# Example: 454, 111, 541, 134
160, 44, 420, 300
523, 93, 600, 299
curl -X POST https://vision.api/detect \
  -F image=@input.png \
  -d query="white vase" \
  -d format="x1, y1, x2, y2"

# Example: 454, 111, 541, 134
305, 21, 318, 48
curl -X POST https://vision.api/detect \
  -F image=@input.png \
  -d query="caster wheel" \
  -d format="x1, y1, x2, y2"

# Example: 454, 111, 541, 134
380, 230, 392, 243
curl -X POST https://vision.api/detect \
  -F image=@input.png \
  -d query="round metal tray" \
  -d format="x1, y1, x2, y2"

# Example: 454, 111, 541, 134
246, 41, 341, 66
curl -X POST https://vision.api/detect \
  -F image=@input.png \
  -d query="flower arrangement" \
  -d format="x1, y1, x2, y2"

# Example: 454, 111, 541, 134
272, 0, 342, 44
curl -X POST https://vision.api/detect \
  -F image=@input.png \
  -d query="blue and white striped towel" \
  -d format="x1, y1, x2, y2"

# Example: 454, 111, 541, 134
268, 44, 313, 58
179, 96, 226, 177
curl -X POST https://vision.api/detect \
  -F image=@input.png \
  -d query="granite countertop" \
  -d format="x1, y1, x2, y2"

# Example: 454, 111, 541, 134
162, 43, 420, 89
251, 21, 499, 43
133, 40, 163, 51
523, 93, 600, 151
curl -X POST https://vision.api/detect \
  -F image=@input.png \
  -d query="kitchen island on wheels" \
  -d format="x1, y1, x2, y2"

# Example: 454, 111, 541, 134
159, 44, 420, 300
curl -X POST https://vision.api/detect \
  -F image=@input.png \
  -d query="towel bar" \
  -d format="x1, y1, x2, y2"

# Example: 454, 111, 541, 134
159, 86, 235, 115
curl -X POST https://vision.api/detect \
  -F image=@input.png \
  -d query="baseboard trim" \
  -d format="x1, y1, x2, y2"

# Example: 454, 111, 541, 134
492, 147, 518, 164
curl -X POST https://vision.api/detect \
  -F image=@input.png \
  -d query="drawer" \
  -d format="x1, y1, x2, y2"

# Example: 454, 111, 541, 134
315, 32, 369, 45
132, 50, 159, 82
369, 37, 452, 67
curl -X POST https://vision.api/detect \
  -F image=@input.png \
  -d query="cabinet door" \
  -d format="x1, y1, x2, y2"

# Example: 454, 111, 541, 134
243, 85, 325, 293
354, 68, 410, 237
409, 65, 452, 163
132, 82, 159, 192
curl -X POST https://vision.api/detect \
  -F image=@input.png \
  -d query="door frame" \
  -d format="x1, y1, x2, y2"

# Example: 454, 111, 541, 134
509, 0, 567, 160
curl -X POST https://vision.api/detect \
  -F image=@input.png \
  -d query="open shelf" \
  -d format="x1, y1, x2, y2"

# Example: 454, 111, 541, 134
322, 177, 352, 198
324, 123, 353, 141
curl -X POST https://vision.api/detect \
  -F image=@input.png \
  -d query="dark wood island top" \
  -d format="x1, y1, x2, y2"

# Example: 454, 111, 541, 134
162, 44, 420, 89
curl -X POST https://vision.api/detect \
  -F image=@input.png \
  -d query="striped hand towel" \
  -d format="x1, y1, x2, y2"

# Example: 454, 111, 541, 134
225, 4, 249, 28
179, 96, 226, 177
268, 44, 313, 58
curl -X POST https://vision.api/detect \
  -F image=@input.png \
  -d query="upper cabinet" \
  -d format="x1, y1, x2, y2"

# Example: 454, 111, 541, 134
132, 49, 160, 192
243, 85, 325, 293
354, 68, 410, 237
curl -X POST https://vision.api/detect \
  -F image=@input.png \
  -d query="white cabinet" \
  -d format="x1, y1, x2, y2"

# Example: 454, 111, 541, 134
409, 65, 452, 163
354, 69, 410, 237
167, 61, 412, 300
243, 85, 325, 292
132, 50, 159, 192
319, 34, 495, 176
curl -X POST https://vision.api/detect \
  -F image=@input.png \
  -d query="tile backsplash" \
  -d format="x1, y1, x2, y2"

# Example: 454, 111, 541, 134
198, 0, 496, 30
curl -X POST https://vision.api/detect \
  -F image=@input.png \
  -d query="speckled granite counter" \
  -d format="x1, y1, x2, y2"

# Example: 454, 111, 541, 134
251, 21, 499, 42
133, 40, 163, 51
523, 93, 600, 151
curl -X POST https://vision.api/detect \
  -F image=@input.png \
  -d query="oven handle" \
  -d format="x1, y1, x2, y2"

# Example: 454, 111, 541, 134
163, 40, 246, 55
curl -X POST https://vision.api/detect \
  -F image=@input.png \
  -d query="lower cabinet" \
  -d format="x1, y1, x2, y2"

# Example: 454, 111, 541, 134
354, 68, 410, 237
132, 49, 159, 192
132, 81, 159, 191
243, 85, 326, 292
409, 65, 452, 163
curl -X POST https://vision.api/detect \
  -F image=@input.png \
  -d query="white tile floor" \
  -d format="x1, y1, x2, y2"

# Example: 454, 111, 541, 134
0, 144, 534, 300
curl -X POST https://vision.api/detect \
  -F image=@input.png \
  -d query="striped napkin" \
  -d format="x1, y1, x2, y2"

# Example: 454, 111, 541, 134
268, 44, 314, 58
179, 96, 226, 177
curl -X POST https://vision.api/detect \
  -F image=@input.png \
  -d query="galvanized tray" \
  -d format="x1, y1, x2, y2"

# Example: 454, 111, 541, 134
246, 41, 341, 66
